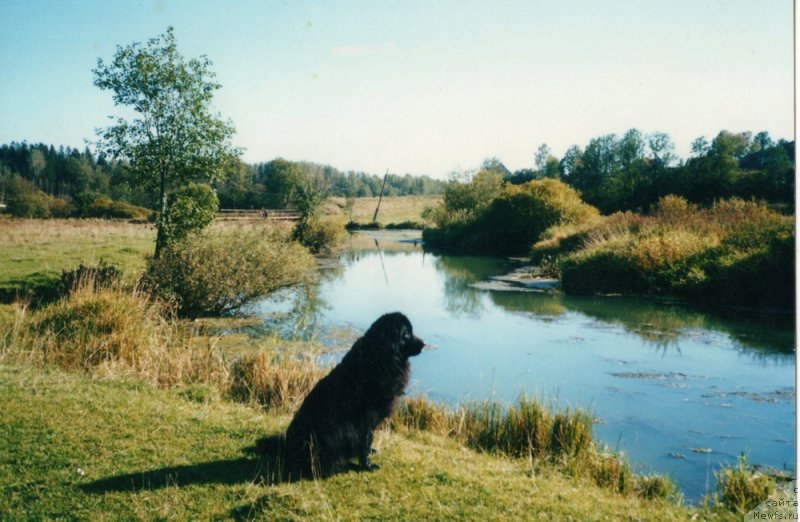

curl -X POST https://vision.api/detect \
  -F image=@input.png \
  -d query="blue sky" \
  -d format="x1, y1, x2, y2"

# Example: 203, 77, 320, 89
0, 0, 794, 177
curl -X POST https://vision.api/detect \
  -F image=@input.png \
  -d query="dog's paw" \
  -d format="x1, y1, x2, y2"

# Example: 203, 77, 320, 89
361, 463, 380, 472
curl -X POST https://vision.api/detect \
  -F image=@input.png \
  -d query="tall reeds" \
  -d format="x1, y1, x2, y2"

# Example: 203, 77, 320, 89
391, 394, 676, 500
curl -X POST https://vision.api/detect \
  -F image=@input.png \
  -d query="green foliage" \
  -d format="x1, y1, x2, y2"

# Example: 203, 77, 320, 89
158, 183, 218, 247
93, 27, 241, 256
258, 158, 302, 208
425, 177, 599, 255
3, 175, 70, 218
292, 214, 346, 254
145, 225, 315, 318
443, 169, 504, 216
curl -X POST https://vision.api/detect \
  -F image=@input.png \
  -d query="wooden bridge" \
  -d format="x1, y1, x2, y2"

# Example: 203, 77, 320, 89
217, 209, 302, 221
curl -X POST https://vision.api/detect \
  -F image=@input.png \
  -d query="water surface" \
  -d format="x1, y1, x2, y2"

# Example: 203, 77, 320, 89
254, 231, 795, 502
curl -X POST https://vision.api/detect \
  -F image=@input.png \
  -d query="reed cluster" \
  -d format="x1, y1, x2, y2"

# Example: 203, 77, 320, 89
392, 394, 677, 501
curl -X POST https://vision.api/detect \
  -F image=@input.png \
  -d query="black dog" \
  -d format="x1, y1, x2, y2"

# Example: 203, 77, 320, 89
276, 312, 424, 479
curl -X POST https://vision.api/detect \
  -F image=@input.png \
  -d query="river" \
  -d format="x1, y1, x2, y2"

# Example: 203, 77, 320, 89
252, 230, 796, 502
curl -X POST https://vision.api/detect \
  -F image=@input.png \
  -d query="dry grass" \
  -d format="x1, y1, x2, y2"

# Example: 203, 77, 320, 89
714, 456, 777, 514
229, 342, 327, 413
537, 196, 794, 306
327, 195, 441, 226
1, 276, 329, 415
6, 281, 228, 388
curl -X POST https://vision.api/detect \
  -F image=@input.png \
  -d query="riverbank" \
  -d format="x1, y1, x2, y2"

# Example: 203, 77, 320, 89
0, 361, 734, 520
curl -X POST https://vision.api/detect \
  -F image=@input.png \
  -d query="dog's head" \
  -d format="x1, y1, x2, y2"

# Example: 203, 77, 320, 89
364, 312, 425, 359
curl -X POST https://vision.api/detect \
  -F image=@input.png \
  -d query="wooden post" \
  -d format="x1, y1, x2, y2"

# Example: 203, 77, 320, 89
372, 169, 389, 223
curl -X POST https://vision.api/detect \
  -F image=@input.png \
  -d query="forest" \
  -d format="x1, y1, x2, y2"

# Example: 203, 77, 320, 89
0, 128, 793, 220
0, 144, 446, 218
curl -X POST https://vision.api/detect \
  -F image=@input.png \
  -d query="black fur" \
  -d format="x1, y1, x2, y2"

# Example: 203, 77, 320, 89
276, 312, 424, 479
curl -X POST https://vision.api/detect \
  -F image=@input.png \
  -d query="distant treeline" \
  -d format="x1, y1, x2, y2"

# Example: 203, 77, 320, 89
0, 128, 793, 218
215, 158, 447, 209
0, 144, 446, 218
499, 129, 794, 214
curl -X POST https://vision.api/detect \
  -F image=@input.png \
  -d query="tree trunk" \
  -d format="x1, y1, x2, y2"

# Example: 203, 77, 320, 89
154, 170, 167, 259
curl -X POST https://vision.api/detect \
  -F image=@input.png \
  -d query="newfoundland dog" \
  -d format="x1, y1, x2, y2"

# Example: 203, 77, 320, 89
276, 312, 424, 479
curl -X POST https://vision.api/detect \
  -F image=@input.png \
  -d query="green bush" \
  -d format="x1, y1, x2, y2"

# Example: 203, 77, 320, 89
548, 196, 794, 308
560, 249, 646, 295
4, 176, 47, 217
145, 225, 315, 318
292, 214, 345, 254
86, 198, 154, 221
425, 178, 599, 255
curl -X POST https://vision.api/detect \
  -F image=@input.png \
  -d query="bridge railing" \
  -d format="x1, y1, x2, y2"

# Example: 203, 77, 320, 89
217, 209, 302, 221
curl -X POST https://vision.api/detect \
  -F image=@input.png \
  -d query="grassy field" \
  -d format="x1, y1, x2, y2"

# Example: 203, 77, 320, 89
0, 362, 726, 521
0, 218, 155, 300
0, 195, 439, 300
327, 195, 440, 226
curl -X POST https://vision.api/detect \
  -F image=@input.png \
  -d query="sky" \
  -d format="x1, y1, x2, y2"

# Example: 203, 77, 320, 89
0, 0, 794, 178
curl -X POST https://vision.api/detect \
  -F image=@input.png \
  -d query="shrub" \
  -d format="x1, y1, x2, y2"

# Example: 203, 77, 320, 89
145, 225, 315, 318
3, 176, 67, 218
292, 214, 345, 254
86, 197, 154, 221
560, 249, 647, 295
426, 178, 600, 255
716, 456, 775, 514
548, 195, 794, 308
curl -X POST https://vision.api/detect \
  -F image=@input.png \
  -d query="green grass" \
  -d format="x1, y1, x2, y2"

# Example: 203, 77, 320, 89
0, 218, 155, 301
0, 199, 437, 302
0, 363, 731, 521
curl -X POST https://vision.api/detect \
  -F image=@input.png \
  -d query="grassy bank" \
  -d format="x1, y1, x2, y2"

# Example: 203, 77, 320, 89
533, 196, 794, 309
0, 213, 781, 519
0, 282, 770, 520
1, 360, 732, 521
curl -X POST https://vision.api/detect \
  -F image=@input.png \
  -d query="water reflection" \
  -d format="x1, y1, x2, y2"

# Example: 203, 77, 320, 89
433, 256, 510, 316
